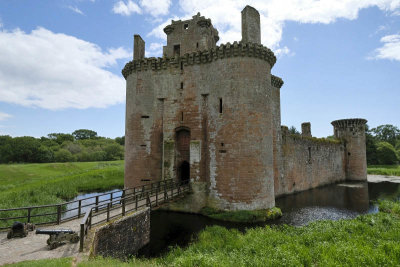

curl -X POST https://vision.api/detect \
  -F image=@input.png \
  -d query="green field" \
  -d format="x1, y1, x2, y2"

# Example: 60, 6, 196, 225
0, 161, 124, 226
367, 165, 400, 176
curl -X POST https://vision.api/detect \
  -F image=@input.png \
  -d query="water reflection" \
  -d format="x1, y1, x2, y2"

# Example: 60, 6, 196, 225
137, 182, 400, 258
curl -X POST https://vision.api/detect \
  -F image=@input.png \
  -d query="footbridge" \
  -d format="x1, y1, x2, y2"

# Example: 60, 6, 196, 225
0, 179, 190, 265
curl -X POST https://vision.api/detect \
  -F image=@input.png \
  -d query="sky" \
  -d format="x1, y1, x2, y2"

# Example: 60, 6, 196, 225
0, 0, 399, 139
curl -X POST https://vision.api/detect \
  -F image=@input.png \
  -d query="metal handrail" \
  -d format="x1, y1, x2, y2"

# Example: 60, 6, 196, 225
0, 179, 175, 230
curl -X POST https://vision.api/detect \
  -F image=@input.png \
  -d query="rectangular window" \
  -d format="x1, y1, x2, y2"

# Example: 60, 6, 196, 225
181, 82, 183, 89
181, 112, 184, 121
219, 98, 223, 113
174, 45, 180, 57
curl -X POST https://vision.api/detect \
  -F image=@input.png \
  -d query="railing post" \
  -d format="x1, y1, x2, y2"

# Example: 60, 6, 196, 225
80, 223, 84, 252
146, 192, 151, 208
122, 197, 126, 216
133, 187, 136, 197
121, 189, 126, 204
95, 196, 99, 212
141, 185, 145, 198
107, 203, 110, 222
156, 187, 159, 206
78, 200, 82, 218
135, 195, 138, 210
27, 208, 31, 223
110, 193, 113, 207
57, 205, 61, 225
89, 209, 92, 229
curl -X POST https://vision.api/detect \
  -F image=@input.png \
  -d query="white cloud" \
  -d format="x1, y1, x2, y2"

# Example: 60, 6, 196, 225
112, 0, 142, 16
0, 112, 12, 121
67, 6, 84, 15
370, 33, 400, 61
0, 27, 131, 110
146, 42, 164, 57
139, 0, 171, 17
147, 0, 400, 54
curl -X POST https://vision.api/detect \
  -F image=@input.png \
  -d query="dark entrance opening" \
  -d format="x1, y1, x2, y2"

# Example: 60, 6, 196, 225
178, 161, 190, 184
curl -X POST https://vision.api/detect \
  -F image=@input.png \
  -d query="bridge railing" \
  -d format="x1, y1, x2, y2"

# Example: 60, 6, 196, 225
0, 179, 176, 230
79, 179, 190, 252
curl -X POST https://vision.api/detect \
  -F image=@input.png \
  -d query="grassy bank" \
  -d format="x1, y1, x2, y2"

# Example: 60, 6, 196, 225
9, 200, 400, 266
0, 161, 124, 226
200, 207, 282, 223
368, 165, 400, 176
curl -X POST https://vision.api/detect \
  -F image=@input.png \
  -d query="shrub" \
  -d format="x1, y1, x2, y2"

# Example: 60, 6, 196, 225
54, 149, 76, 162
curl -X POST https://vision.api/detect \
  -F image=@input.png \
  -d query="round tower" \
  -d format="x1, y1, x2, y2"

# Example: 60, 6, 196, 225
331, 118, 367, 181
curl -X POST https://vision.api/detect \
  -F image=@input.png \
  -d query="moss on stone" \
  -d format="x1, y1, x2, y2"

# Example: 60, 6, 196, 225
289, 135, 342, 145
200, 206, 282, 223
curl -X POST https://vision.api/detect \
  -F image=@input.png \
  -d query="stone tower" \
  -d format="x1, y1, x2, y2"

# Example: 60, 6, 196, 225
123, 6, 278, 211
331, 119, 368, 181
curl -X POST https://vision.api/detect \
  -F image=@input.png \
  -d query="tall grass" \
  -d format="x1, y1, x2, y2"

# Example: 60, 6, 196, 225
0, 161, 124, 227
368, 165, 400, 176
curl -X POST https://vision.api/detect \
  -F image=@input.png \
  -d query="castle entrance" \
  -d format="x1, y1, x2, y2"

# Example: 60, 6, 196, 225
176, 127, 190, 183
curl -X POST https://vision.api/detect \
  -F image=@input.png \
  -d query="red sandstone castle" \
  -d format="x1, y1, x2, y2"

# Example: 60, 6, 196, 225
122, 6, 367, 211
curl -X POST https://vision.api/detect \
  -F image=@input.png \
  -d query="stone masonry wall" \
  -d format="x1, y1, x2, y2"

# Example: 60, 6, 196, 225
278, 135, 346, 197
91, 208, 150, 259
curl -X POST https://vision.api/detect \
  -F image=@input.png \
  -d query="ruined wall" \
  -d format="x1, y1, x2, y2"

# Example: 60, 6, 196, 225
278, 134, 346, 197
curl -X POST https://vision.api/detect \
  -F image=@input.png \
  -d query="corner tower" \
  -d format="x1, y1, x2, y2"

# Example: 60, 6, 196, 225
331, 118, 368, 181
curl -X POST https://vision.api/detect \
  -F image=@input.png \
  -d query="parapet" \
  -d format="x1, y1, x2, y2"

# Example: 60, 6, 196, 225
331, 118, 367, 128
122, 41, 276, 79
271, 75, 284, 88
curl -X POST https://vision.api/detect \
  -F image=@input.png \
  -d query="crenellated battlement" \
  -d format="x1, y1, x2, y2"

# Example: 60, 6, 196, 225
122, 41, 276, 79
271, 75, 284, 88
331, 118, 367, 128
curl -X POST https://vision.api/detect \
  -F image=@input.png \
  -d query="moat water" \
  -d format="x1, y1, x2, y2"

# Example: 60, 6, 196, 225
69, 181, 400, 258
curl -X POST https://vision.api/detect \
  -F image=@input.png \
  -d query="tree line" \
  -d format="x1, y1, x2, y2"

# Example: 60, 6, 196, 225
366, 124, 400, 165
0, 129, 125, 164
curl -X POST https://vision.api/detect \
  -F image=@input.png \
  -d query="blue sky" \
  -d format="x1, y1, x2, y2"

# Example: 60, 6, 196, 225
0, 0, 399, 138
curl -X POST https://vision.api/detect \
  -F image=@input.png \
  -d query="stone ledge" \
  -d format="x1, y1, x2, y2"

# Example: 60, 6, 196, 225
122, 41, 276, 79
271, 75, 284, 88
331, 118, 368, 128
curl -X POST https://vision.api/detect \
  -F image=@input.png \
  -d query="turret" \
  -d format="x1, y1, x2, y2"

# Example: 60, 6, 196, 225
241, 5, 261, 44
331, 118, 367, 181
301, 122, 311, 137
162, 13, 219, 57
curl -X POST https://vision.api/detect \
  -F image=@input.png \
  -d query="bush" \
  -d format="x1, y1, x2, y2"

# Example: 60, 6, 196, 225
54, 149, 76, 162
376, 142, 399, 165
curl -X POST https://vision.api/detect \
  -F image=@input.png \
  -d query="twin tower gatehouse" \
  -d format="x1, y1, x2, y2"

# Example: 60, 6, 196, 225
122, 6, 367, 212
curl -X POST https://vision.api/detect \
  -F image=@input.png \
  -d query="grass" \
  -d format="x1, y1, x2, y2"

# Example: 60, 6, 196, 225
0, 161, 124, 227
368, 165, 400, 176
200, 206, 282, 223
7, 200, 400, 266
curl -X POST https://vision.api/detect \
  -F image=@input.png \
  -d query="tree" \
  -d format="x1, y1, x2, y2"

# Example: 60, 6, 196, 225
54, 149, 76, 162
371, 124, 400, 147
289, 126, 300, 135
10, 137, 41, 163
0, 135, 13, 163
104, 143, 124, 160
365, 124, 378, 165
376, 142, 399, 165
72, 129, 98, 140
47, 133, 74, 144
115, 136, 125, 146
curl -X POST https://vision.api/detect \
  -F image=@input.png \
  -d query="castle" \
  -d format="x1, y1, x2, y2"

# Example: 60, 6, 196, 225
122, 6, 367, 211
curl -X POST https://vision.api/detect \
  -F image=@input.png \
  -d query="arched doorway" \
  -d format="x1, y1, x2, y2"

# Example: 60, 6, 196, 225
175, 127, 190, 183
178, 160, 190, 183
